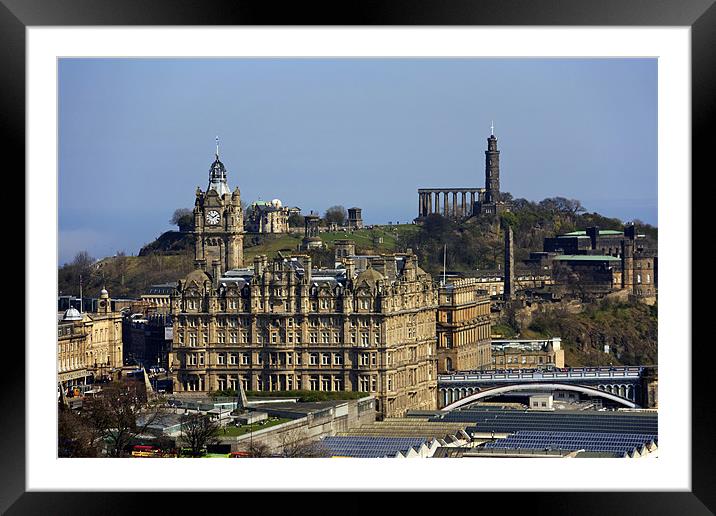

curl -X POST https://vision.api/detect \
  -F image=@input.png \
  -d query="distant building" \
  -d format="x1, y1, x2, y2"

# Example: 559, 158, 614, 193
436, 278, 492, 373
57, 288, 124, 394
347, 207, 364, 229
469, 269, 554, 299
245, 199, 291, 234
541, 224, 657, 301
551, 255, 622, 297
301, 213, 323, 250
123, 313, 173, 370
529, 393, 554, 411
140, 282, 178, 313
490, 338, 564, 369
466, 224, 657, 302
86, 289, 124, 377
58, 295, 135, 314
58, 308, 91, 394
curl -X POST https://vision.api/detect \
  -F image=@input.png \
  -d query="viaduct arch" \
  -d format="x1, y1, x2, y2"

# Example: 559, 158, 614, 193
440, 382, 638, 411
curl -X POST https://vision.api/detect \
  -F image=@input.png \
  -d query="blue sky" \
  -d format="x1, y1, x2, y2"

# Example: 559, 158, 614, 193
58, 58, 657, 265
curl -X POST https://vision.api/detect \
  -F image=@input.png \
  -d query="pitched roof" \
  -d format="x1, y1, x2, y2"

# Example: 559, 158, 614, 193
553, 255, 621, 262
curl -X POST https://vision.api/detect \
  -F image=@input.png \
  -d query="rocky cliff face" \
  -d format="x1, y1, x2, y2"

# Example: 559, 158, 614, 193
532, 301, 657, 366
499, 299, 657, 367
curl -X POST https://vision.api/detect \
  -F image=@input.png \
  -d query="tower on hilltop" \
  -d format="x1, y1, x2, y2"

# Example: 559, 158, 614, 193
193, 137, 244, 275
484, 122, 500, 204
476, 123, 509, 216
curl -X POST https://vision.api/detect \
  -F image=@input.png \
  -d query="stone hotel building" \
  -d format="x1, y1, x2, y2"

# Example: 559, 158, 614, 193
170, 253, 438, 418
170, 143, 439, 418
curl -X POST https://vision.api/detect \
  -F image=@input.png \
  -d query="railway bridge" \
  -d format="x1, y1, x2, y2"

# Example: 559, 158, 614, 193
438, 366, 654, 410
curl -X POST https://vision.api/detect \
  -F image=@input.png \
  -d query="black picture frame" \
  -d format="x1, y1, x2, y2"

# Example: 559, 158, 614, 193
4, 0, 710, 512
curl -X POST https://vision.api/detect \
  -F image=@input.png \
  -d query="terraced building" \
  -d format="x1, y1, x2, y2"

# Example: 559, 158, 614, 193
169, 251, 439, 418
436, 278, 492, 373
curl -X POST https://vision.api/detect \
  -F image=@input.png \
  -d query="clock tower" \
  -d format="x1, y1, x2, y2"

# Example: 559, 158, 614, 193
193, 138, 244, 276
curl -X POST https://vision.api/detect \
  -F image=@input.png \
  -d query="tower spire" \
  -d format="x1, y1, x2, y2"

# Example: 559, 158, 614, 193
208, 136, 230, 195
490, 120, 494, 136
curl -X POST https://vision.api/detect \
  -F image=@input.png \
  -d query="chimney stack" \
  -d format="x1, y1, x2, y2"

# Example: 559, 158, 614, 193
586, 226, 599, 251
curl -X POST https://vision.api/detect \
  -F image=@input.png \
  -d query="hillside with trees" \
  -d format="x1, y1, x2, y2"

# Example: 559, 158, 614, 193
58, 195, 657, 302
57, 225, 414, 298
401, 195, 657, 276
523, 300, 658, 367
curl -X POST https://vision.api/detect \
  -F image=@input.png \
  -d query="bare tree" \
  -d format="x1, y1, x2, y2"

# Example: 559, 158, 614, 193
58, 403, 101, 458
239, 440, 272, 458
278, 428, 330, 458
324, 205, 348, 226
179, 412, 220, 457
81, 379, 161, 457
71, 250, 95, 269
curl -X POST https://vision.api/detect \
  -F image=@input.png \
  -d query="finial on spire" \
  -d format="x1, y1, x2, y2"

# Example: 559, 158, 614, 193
490, 121, 494, 136
215, 136, 219, 158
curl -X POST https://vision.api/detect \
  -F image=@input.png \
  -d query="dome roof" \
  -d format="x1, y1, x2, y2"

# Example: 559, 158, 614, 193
184, 268, 212, 286
62, 307, 83, 321
356, 267, 384, 286
208, 156, 231, 196
100, 288, 109, 298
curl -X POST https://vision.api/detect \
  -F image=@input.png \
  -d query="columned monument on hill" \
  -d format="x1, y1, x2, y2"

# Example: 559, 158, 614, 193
416, 127, 509, 220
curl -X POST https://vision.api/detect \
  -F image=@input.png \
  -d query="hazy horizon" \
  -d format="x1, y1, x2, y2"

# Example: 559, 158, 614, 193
59, 58, 657, 265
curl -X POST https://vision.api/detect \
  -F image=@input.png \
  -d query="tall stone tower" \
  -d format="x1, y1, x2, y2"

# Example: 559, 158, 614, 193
485, 128, 500, 204
193, 138, 244, 276
621, 224, 636, 291
503, 222, 515, 300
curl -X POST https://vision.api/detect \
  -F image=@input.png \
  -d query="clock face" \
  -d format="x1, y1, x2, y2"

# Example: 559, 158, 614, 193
206, 210, 220, 225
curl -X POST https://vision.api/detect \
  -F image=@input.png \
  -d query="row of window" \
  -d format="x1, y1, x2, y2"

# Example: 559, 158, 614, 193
182, 315, 381, 328
182, 351, 384, 368
493, 355, 549, 364
386, 364, 433, 391
59, 353, 113, 372
438, 323, 490, 348
636, 273, 652, 284
439, 304, 490, 323
181, 298, 378, 313
177, 330, 382, 346
182, 373, 378, 393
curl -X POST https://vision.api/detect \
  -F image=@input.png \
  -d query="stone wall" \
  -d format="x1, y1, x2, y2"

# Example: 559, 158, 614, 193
221, 397, 377, 453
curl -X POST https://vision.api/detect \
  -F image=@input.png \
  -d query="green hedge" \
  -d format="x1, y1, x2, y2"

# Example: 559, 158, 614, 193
210, 389, 369, 402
